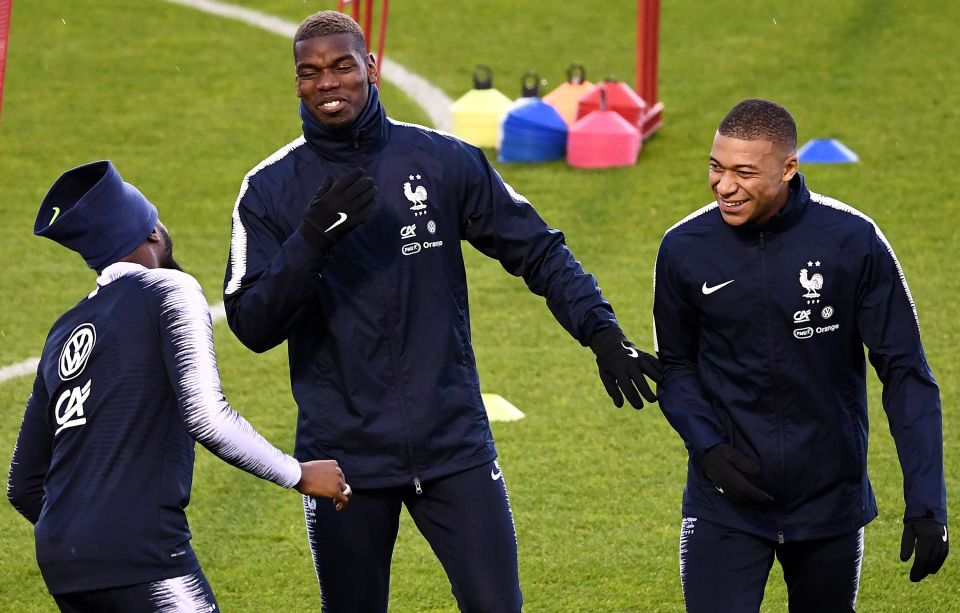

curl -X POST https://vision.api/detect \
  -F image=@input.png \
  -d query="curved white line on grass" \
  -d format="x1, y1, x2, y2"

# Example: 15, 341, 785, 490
0, 305, 227, 384
162, 0, 453, 130
0, 358, 40, 382
2, 3, 454, 384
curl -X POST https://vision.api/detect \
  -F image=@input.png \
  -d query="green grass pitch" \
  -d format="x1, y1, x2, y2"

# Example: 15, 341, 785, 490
1, 1, 958, 610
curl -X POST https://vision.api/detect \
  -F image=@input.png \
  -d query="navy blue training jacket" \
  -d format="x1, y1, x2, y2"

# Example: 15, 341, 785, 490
7, 263, 302, 595
653, 174, 945, 542
223, 86, 616, 489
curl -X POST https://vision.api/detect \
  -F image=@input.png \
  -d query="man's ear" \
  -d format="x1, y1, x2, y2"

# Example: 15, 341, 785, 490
782, 154, 799, 182
146, 226, 162, 243
367, 53, 379, 84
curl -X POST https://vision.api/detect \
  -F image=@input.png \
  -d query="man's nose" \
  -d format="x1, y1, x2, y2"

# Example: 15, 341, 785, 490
317, 71, 339, 90
715, 172, 738, 197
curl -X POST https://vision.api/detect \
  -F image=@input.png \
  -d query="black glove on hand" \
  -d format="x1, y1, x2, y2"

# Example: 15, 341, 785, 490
701, 443, 775, 509
900, 518, 949, 582
299, 168, 378, 252
589, 326, 662, 410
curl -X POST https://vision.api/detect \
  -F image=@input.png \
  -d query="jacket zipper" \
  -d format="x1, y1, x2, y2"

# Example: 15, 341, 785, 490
380, 265, 422, 494
760, 232, 787, 542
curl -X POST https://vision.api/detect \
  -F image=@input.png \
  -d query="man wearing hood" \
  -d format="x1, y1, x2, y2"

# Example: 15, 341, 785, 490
8, 161, 351, 612
223, 10, 662, 613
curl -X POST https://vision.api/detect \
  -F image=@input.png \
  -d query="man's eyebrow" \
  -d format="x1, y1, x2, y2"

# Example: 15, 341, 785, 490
709, 157, 759, 170
297, 53, 357, 71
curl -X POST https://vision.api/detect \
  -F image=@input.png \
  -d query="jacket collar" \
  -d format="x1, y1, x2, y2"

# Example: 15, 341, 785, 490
299, 84, 389, 162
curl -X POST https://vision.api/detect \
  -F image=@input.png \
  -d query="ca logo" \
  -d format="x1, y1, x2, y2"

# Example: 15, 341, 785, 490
55, 379, 91, 436
59, 323, 96, 381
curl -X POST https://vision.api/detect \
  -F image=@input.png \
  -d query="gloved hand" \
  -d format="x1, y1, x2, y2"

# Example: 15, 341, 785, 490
900, 518, 949, 582
701, 443, 775, 509
589, 326, 662, 410
299, 168, 378, 252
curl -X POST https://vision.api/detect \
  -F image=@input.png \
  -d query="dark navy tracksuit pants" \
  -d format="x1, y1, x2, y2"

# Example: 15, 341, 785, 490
52, 570, 217, 613
679, 517, 864, 613
303, 460, 522, 613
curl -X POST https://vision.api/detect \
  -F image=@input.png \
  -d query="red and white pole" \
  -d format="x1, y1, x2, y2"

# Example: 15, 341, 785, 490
0, 0, 12, 121
338, 0, 388, 81
636, 0, 663, 139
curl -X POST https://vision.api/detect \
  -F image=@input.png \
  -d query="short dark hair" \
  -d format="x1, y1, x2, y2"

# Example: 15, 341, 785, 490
294, 10, 367, 56
718, 99, 798, 151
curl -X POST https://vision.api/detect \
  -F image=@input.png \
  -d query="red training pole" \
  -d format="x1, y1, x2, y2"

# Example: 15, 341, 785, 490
362, 0, 373, 53
376, 0, 388, 72
636, 0, 663, 139
0, 0, 12, 122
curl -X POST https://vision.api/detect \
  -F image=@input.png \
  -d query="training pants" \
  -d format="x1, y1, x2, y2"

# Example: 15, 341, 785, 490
679, 517, 863, 613
52, 569, 217, 613
303, 459, 522, 613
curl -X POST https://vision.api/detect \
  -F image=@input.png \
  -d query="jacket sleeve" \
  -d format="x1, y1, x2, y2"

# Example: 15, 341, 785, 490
7, 371, 52, 524
149, 271, 302, 489
653, 237, 726, 456
223, 178, 328, 353
457, 145, 616, 345
857, 226, 946, 523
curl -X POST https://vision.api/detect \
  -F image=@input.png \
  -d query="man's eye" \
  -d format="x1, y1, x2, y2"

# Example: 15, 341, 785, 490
337, 65, 354, 72
298, 72, 318, 80
738, 171, 756, 178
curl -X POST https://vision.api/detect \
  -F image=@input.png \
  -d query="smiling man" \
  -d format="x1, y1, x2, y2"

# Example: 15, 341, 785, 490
222, 9, 662, 613
652, 99, 948, 612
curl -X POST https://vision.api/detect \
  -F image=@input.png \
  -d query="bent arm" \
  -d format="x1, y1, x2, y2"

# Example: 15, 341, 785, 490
223, 181, 327, 352
151, 271, 302, 488
653, 240, 726, 455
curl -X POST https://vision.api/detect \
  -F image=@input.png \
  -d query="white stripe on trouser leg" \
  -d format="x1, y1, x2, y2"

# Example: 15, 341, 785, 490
851, 527, 864, 608
303, 494, 326, 609
679, 517, 698, 604
149, 572, 215, 612
493, 460, 520, 558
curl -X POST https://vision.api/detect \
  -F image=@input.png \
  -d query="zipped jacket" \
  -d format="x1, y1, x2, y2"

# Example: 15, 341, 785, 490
653, 174, 945, 542
7, 264, 300, 594
223, 86, 616, 489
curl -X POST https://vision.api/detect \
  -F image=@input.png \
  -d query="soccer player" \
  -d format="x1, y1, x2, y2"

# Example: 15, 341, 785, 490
7, 160, 352, 613
653, 98, 948, 612
222, 10, 661, 612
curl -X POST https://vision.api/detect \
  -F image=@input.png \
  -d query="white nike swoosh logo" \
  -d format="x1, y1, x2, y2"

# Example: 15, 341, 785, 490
621, 341, 639, 358
702, 280, 735, 295
325, 212, 348, 233
491, 469, 503, 481
943, 526, 948, 542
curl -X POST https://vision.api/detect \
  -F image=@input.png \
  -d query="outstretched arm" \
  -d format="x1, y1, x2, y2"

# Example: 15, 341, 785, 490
457, 144, 660, 407
151, 270, 349, 507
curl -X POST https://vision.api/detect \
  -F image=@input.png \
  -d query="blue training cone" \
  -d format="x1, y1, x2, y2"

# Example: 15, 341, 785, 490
797, 139, 859, 163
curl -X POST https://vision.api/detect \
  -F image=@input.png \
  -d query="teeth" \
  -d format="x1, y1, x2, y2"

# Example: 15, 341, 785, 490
322, 100, 340, 108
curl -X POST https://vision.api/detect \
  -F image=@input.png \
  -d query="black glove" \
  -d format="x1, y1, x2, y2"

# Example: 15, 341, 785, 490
299, 168, 378, 252
589, 326, 662, 410
701, 443, 775, 509
900, 518, 949, 582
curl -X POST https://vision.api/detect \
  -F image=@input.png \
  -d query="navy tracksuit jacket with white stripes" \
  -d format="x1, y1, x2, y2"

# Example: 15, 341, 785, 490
223, 85, 617, 490
7, 263, 302, 595
653, 174, 946, 543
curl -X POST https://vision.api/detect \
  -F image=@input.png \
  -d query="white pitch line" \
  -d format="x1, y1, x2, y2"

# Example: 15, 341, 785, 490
162, 0, 453, 130
2, 2, 453, 384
